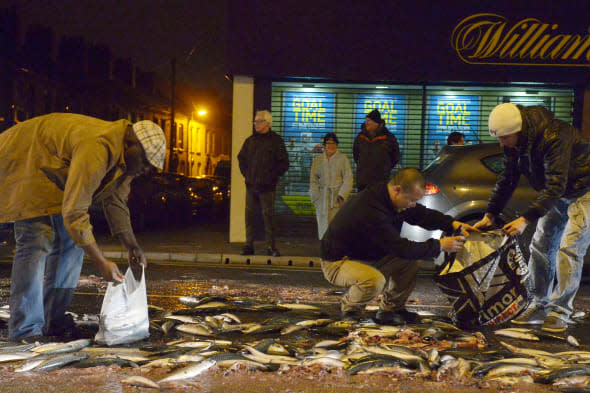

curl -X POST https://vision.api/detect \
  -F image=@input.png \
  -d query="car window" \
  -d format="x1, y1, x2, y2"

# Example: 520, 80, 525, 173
187, 179, 212, 191
423, 152, 449, 173
481, 154, 504, 174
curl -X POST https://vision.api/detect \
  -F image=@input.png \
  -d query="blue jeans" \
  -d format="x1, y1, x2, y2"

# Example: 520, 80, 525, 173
528, 190, 590, 320
9, 214, 84, 340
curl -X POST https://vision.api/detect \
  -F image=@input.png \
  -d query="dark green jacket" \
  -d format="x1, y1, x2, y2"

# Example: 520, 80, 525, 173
238, 130, 289, 192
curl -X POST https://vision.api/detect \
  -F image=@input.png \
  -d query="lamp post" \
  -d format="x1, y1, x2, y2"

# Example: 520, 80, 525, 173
168, 58, 177, 170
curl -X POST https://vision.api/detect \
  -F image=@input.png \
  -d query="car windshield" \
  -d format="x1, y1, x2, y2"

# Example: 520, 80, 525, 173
423, 152, 450, 173
186, 179, 212, 191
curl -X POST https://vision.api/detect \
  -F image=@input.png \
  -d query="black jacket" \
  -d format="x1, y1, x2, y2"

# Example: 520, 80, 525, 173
238, 129, 289, 192
353, 123, 400, 189
487, 105, 590, 222
321, 182, 455, 262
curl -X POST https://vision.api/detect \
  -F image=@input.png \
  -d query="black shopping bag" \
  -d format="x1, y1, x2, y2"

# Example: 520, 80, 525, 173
434, 230, 530, 329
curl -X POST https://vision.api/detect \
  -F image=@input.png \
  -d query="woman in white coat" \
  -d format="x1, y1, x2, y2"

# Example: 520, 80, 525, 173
310, 133, 353, 239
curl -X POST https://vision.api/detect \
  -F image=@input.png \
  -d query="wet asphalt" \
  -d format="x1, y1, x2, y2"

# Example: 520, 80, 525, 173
2, 257, 590, 356
2, 212, 590, 355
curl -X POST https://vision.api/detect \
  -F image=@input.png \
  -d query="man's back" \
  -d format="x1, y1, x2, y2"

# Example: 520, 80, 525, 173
0, 113, 129, 223
322, 182, 451, 263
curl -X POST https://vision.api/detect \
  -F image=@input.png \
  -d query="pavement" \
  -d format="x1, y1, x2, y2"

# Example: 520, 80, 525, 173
95, 221, 325, 268
0, 216, 439, 270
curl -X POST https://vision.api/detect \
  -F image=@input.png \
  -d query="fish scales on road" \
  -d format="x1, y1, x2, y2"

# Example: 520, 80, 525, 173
3, 294, 590, 389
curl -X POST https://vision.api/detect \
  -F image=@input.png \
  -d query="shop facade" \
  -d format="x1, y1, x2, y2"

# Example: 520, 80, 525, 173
226, 2, 590, 242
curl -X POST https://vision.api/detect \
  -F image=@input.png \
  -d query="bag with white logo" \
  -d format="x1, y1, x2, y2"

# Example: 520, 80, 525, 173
95, 267, 150, 346
435, 230, 530, 329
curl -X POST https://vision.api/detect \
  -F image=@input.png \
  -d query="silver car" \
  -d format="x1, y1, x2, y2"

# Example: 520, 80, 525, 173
402, 143, 539, 266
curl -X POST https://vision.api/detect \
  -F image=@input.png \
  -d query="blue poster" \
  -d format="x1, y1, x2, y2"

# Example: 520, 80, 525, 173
425, 95, 480, 162
355, 94, 406, 149
281, 91, 336, 202
282, 91, 335, 143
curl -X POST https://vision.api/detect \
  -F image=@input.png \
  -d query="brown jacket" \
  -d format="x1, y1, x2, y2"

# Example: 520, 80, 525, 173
0, 113, 134, 246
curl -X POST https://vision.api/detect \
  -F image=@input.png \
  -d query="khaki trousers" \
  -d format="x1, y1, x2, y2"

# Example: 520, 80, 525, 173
321, 256, 422, 313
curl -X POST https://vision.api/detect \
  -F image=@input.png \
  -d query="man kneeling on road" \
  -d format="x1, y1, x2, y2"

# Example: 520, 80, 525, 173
0, 113, 166, 342
321, 168, 477, 324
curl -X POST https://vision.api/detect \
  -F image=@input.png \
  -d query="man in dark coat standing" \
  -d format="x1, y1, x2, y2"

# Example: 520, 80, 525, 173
353, 109, 400, 191
475, 103, 590, 333
238, 110, 289, 257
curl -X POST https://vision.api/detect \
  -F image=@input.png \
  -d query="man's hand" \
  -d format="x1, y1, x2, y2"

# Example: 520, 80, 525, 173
440, 236, 466, 253
97, 260, 125, 283
83, 242, 125, 283
337, 196, 344, 208
503, 216, 529, 236
452, 221, 480, 236
128, 246, 147, 269
118, 232, 147, 269
473, 213, 494, 230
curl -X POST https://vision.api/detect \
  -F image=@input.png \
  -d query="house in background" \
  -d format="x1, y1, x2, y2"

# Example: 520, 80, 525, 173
0, 6, 230, 176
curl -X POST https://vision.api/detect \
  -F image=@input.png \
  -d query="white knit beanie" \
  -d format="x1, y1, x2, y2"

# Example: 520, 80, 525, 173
488, 103, 522, 137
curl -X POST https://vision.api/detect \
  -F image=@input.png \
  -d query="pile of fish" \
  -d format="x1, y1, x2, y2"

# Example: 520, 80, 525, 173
1, 297, 590, 389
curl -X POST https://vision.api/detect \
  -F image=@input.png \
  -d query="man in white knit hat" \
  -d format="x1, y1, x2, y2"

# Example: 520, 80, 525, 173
474, 103, 590, 333
0, 113, 166, 341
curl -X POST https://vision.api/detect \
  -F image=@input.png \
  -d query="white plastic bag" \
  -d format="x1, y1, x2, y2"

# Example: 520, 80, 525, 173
95, 267, 149, 346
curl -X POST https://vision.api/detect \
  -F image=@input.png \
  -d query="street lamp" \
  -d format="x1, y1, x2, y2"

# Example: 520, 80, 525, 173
197, 109, 207, 117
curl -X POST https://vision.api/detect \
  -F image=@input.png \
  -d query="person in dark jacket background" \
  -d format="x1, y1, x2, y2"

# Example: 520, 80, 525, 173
238, 110, 289, 257
321, 168, 476, 324
475, 103, 590, 333
447, 131, 465, 146
353, 109, 400, 191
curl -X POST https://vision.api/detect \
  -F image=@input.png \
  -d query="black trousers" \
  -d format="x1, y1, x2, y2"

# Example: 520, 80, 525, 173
245, 189, 276, 249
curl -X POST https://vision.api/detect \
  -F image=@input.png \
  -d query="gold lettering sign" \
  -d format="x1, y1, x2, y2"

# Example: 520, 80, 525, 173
451, 13, 590, 66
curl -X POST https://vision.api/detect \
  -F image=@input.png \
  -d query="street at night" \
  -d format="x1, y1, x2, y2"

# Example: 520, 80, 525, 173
2, 222, 590, 392
2, 1, 590, 392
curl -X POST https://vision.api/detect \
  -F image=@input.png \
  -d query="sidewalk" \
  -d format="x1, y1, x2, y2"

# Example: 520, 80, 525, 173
94, 221, 325, 268
1, 220, 437, 271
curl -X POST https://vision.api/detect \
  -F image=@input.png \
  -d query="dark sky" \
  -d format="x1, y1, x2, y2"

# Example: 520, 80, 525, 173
7, 0, 230, 99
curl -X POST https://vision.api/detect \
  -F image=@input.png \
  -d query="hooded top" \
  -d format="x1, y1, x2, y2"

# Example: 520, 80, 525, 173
352, 122, 400, 189
321, 182, 454, 262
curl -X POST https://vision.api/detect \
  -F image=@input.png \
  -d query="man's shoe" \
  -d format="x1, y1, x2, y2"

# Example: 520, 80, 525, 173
511, 305, 546, 325
341, 310, 362, 321
267, 247, 280, 257
44, 314, 85, 340
20, 334, 54, 344
240, 245, 254, 256
541, 316, 568, 333
376, 308, 420, 325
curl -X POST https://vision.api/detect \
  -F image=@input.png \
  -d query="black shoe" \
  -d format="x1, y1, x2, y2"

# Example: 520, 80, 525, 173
267, 247, 280, 257
20, 334, 55, 344
376, 308, 421, 325
44, 314, 84, 340
240, 245, 254, 256
341, 310, 362, 321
